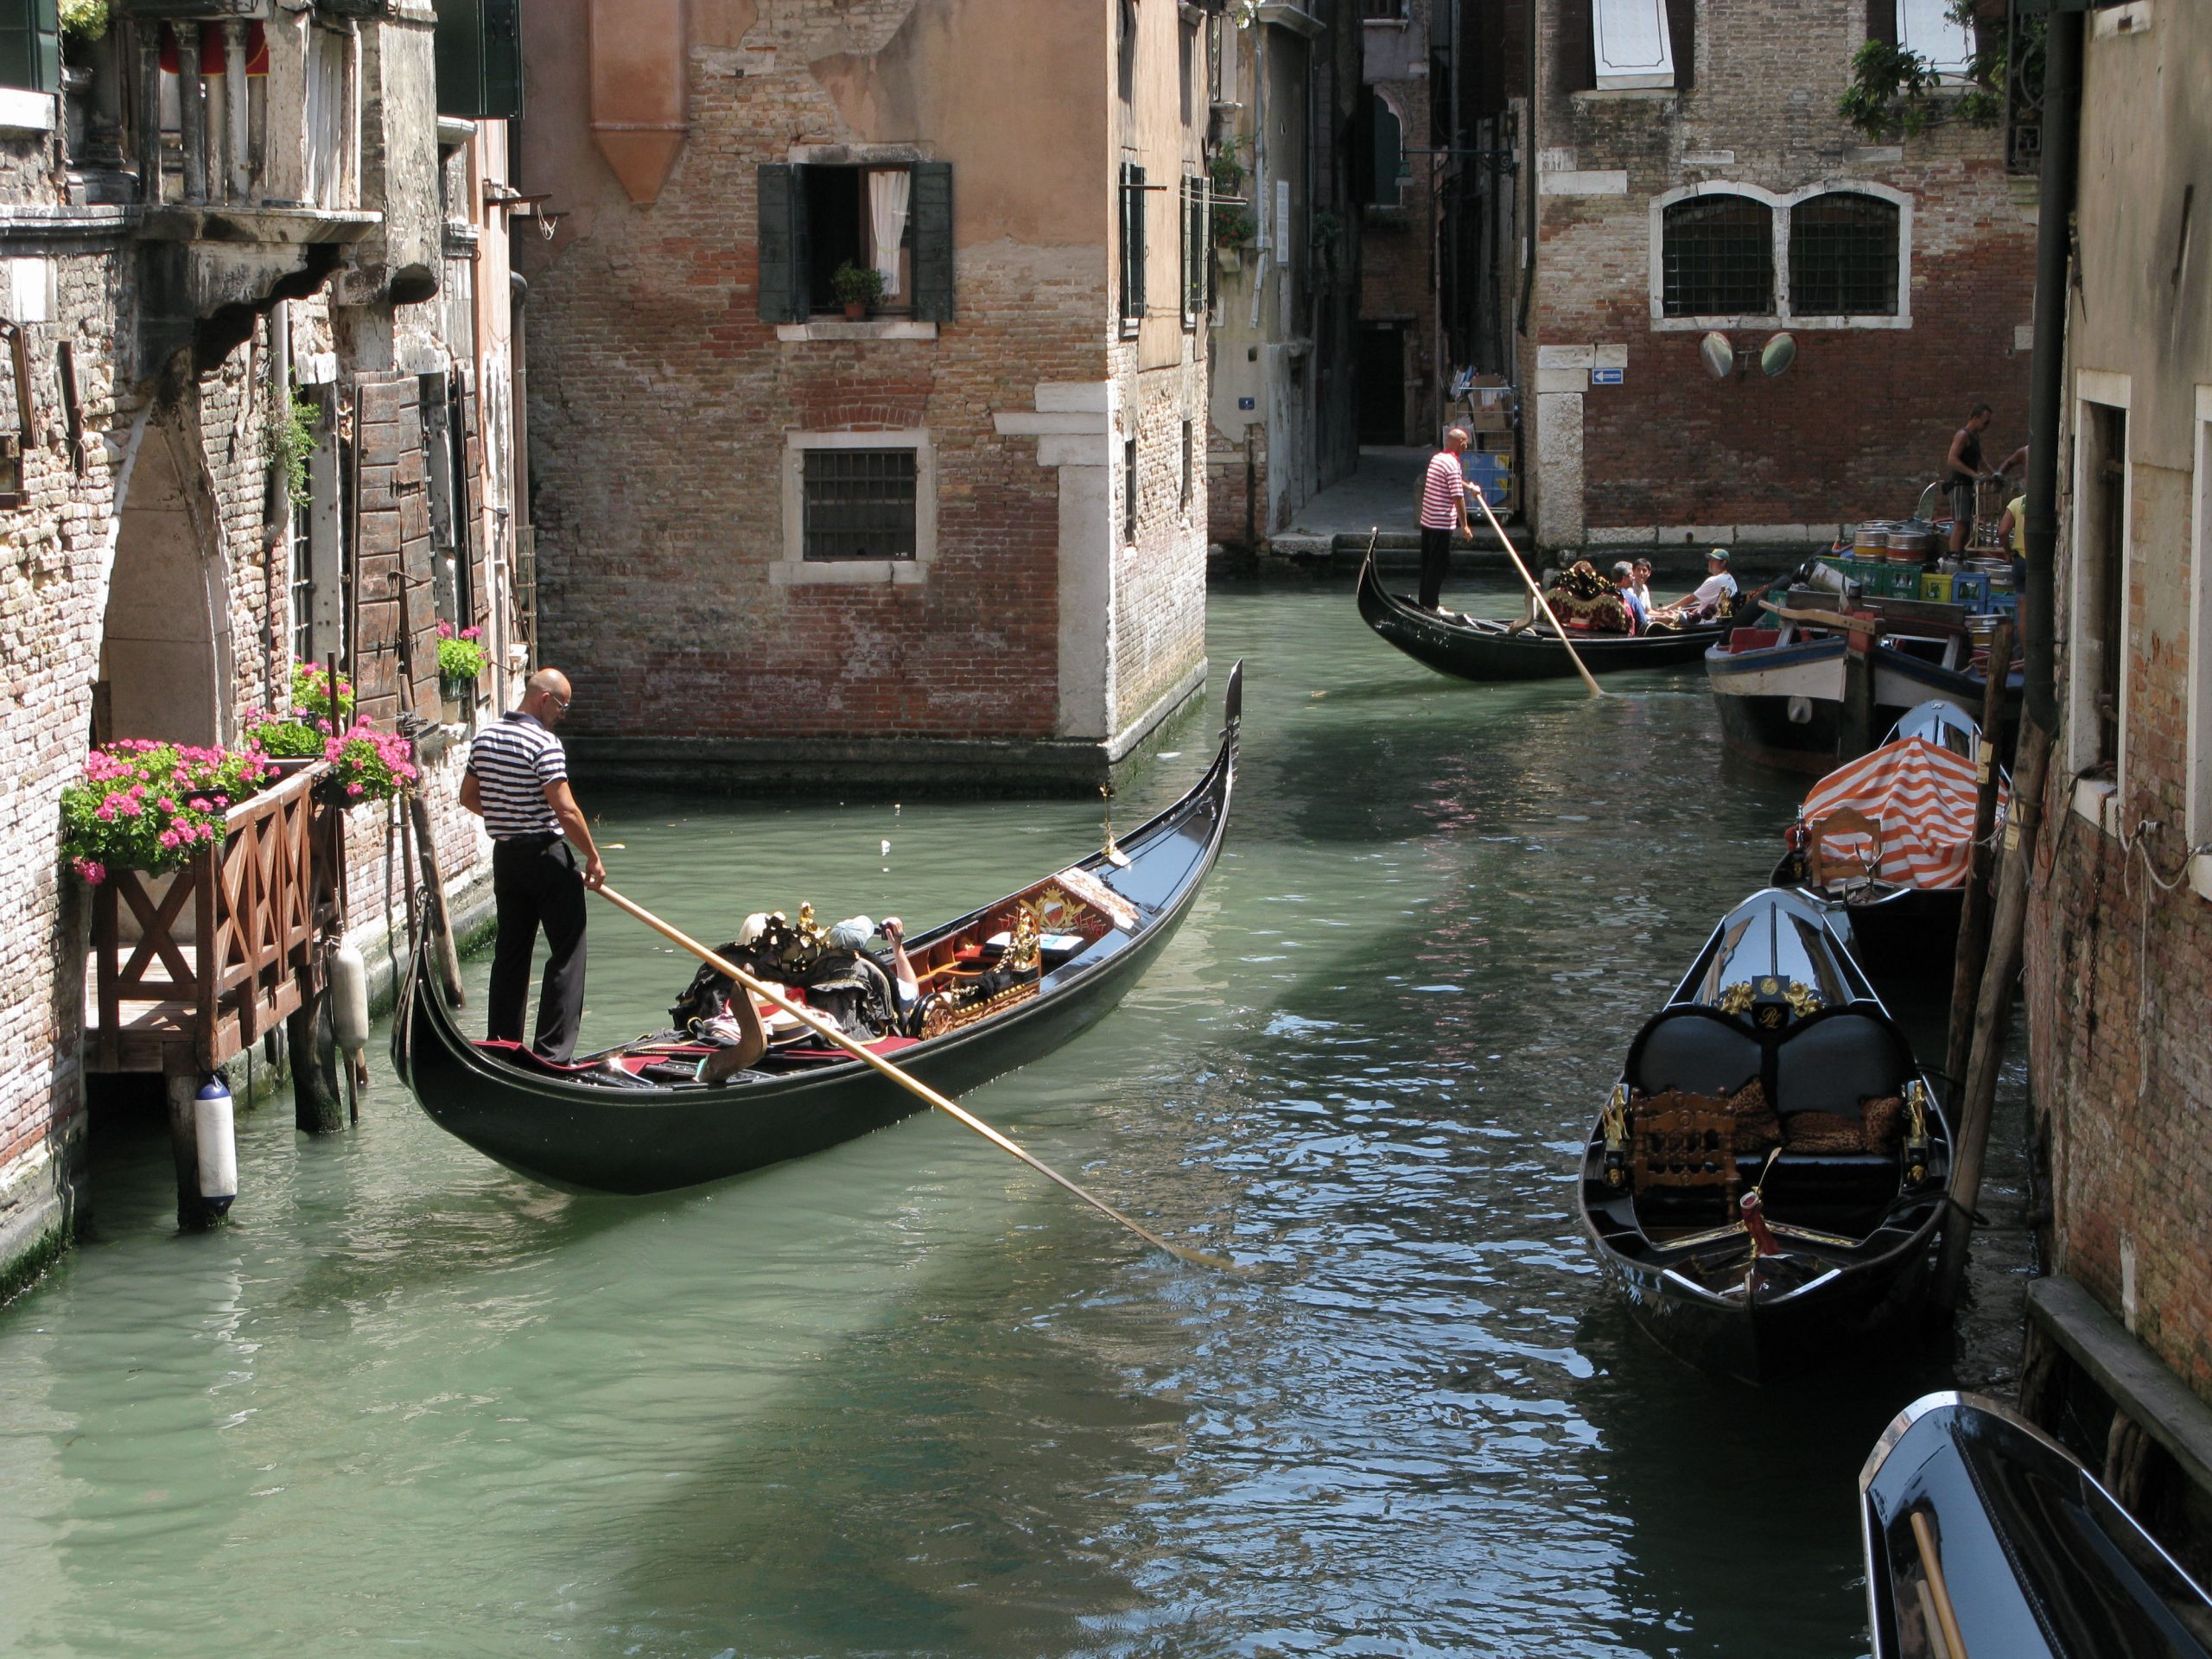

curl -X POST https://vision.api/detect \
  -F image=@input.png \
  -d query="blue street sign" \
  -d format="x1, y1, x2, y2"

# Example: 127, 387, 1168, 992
1590, 367, 1624, 386
1237, 397, 1256, 410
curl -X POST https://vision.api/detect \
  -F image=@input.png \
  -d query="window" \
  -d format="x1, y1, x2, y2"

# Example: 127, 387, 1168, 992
293, 384, 346, 671
1895, 0, 1974, 76
433, 0, 521, 119
0, 0, 55, 94
1369, 96, 1404, 207
757, 162, 954, 325
1123, 436, 1138, 543
803, 448, 918, 563
1120, 162, 1147, 328
1180, 420, 1194, 508
1789, 193, 1899, 318
1662, 194, 1773, 318
1361, 1, 1407, 18
1592, 0, 1674, 89
1181, 175, 1208, 327
2072, 397, 2128, 780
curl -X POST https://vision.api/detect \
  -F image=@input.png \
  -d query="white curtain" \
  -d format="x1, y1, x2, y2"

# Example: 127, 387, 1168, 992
869, 169, 912, 298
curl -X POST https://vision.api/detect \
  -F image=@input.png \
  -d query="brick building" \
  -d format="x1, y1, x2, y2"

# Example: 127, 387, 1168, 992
512, 0, 1212, 792
2014, 1, 2212, 1575
1203, 0, 1360, 549
0, 1, 524, 1292
1354, 0, 1441, 448
1469, 0, 2037, 555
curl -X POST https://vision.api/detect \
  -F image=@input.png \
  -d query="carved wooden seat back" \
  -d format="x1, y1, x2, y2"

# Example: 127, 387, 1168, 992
1630, 1105, 1741, 1211
1809, 806, 1884, 887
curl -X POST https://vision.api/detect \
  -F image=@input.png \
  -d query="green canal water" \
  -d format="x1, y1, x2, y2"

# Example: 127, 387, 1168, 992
0, 577, 2031, 1658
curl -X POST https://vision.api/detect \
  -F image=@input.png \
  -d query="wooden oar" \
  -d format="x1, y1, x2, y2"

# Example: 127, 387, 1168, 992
1466, 484, 1605, 697
594, 883, 1244, 1274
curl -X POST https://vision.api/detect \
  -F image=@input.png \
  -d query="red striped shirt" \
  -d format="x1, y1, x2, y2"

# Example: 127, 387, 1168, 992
1420, 449, 1467, 529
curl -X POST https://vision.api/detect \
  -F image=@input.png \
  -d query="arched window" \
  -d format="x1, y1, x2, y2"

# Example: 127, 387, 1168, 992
1789, 192, 1901, 318
1661, 194, 1773, 319
1370, 96, 1404, 207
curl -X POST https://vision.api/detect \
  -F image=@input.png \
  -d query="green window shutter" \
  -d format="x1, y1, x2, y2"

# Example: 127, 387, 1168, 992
1120, 162, 1146, 322
435, 0, 523, 120
910, 162, 954, 324
0, 0, 55, 93
757, 164, 811, 324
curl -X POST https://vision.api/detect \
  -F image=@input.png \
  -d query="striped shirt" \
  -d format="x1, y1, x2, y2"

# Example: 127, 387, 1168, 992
1420, 449, 1468, 530
467, 711, 566, 840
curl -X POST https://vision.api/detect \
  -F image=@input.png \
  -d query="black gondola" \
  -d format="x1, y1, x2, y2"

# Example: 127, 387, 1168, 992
1576, 887, 1954, 1384
1861, 1391, 2212, 1658
391, 665, 1242, 1196
1356, 548, 1731, 681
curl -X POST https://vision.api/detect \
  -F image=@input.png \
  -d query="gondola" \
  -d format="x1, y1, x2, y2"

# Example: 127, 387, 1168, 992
1575, 886, 1954, 1384
391, 664, 1242, 1195
1771, 701, 2002, 976
1861, 1392, 2212, 1658
1356, 547, 1731, 681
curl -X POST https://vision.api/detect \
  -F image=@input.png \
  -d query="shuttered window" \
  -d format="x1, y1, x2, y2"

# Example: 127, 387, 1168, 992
1592, 0, 1674, 89
1120, 162, 1147, 327
434, 0, 522, 120
757, 161, 954, 325
0, 0, 58, 93
1180, 175, 1207, 328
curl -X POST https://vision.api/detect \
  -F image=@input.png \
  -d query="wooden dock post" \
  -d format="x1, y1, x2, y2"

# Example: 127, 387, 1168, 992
166, 1065, 222, 1230
1945, 619, 2013, 1089
1838, 618, 1878, 763
288, 991, 345, 1134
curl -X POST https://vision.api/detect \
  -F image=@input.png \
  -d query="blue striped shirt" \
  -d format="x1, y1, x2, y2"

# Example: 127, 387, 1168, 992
467, 711, 566, 840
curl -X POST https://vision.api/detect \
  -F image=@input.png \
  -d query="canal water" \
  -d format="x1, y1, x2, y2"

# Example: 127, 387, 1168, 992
0, 576, 2031, 1658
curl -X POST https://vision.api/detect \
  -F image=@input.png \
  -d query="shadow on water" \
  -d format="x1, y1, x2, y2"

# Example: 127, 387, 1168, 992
0, 574, 2032, 1659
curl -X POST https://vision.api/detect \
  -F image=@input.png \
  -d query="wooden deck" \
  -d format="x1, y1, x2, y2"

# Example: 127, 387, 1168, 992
85, 762, 345, 1075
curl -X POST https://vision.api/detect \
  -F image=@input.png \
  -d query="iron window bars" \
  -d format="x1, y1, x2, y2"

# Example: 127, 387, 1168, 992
802, 448, 918, 562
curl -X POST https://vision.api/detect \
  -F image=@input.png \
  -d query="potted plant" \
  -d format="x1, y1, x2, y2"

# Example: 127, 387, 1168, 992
831, 260, 886, 320
60, 741, 276, 887
316, 721, 419, 808
1213, 206, 1256, 273
436, 621, 488, 722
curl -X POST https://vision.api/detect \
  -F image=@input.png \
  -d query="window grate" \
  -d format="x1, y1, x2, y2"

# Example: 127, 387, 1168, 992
1661, 194, 1774, 318
289, 495, 315, 664
1789, 193, 1898, 317
803, 448, 918, 562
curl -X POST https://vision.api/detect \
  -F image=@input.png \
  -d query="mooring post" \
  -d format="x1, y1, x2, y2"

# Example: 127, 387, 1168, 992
1945, 619, 2013, 1089
166, 1064, 221, 1230
288, 990, 345, 1135
1934, 715, 2052, 1310
1838, 619, 1877, 763
408, 778, 465, 1007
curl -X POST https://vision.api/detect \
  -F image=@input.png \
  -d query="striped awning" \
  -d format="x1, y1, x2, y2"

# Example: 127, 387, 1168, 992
1802, 736, 2006, 892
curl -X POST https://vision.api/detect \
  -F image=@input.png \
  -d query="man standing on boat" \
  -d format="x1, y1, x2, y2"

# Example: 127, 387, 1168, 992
1943, 402, 1996, 555
459, 668, 606, 1062
1416, 426, 1475, 610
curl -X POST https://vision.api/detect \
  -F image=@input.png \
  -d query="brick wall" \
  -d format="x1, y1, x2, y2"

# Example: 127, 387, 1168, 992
1525, 0, 2037, 547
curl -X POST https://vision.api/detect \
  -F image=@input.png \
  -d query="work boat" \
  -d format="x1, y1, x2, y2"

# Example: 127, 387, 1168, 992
1707, 586, 2019, 772
1860, 1392, 2212, 1658
1356, 546, 1731, 682
1772, 700, 2007, 976
391, 666, 1240, 1196
1576, 887, 1953, 1385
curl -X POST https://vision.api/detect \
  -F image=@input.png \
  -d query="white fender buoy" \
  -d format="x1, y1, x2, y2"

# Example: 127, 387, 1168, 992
1787, 696, 1815, 726
194, 1077, 238, 1214
329, 939, 371, 1058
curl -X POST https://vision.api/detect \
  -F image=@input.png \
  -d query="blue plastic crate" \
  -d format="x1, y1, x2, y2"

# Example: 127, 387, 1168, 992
1952, 571, 1992, 610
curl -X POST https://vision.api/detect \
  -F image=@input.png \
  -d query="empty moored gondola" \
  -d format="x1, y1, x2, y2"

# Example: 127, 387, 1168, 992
1860, 1392, 2212, 1658
1576, 887, 1953, 1384
1356, 547, 1730, 681
391, 665, 1242, 1195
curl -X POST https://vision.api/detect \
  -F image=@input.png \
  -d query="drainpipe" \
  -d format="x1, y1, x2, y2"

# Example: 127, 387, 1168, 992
2021, 9, 2081, 735
509, 270, 535, 683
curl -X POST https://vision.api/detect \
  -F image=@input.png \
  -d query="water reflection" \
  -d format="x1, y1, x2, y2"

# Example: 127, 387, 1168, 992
0, 576, 2029, 1658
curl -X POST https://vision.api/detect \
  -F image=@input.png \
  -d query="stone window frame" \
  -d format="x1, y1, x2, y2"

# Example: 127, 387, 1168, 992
774, 428, 936, 589
1647, 181, 1914, 333
2188, 385, 2212, 899
2066, 369, 2133, 832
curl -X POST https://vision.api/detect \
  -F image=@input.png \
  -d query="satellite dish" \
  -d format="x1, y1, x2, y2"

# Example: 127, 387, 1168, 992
1761, 332, 1797, 378
1700, 332, 1733, 381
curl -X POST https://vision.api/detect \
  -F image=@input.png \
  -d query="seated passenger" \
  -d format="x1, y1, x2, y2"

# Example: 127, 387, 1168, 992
1656, 548, 1738, 622
1613, 561, 1648, 634
878, 915, 922, 1011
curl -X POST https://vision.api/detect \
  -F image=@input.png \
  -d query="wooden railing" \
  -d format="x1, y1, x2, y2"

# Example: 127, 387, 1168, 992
88, 760, 344, 1073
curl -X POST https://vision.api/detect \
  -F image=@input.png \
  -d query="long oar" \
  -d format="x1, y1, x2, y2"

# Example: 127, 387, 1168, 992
1467, 483, 1605, 697
595, 884, 1243, 1274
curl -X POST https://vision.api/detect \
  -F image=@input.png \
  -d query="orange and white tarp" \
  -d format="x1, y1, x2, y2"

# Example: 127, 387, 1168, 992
1802, 736, 2006, 891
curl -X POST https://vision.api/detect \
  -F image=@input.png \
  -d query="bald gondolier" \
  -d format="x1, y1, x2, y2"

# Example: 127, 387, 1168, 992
1416, 427, 1475, 611
460, 668, 606, 1061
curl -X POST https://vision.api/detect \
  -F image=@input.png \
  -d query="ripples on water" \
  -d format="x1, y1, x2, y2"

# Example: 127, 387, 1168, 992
0, 576, 2029, 1657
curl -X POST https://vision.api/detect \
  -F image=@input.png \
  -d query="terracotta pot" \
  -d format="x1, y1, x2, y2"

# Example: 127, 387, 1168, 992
842, 301, 868, 321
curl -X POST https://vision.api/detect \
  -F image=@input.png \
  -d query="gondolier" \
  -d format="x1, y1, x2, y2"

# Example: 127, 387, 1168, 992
459, 667, 606, 1062
1415, 427, 1474, 611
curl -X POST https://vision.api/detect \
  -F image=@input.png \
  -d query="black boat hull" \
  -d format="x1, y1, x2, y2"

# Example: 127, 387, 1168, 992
1357, 550, 1726, 681
393, 670, 1240, 1195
